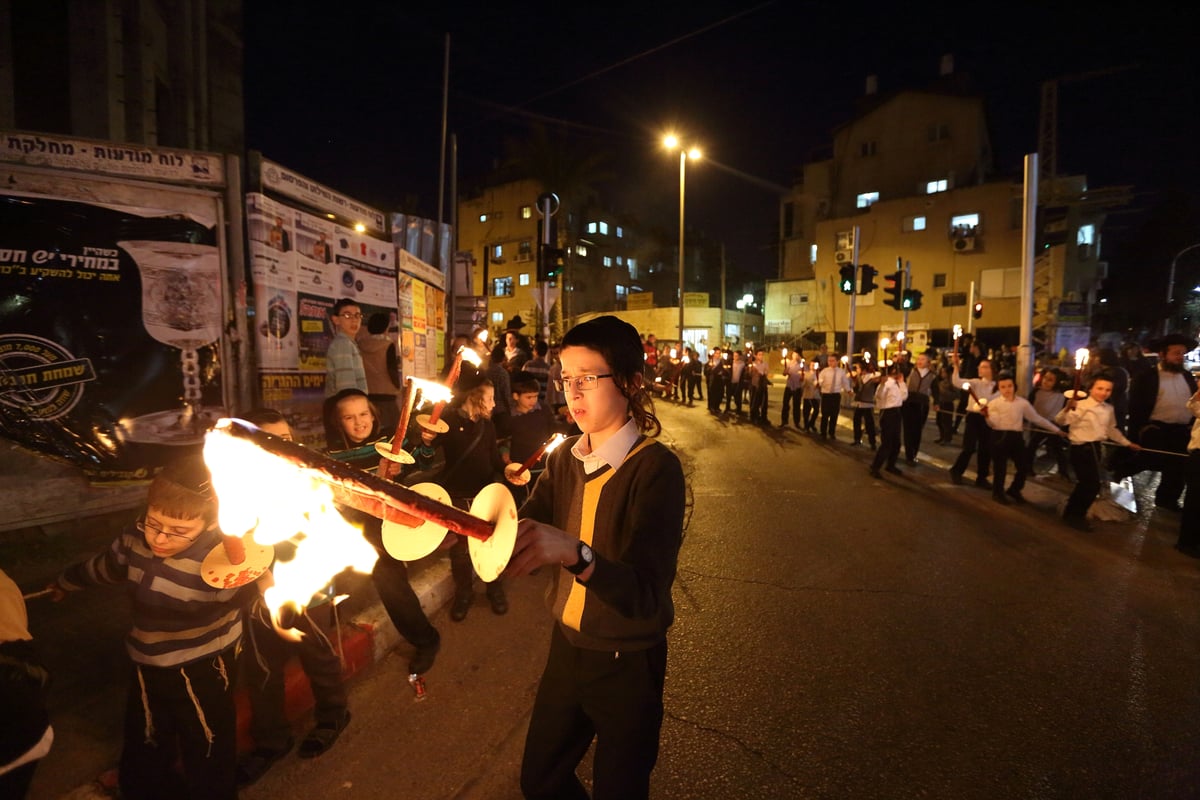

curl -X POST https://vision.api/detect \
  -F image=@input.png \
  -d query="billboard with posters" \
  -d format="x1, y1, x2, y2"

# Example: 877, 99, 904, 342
0, 187, 227, 481
246, 189, 399, 444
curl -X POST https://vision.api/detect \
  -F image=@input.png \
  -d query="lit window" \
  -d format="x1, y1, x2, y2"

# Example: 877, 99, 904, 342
616, 226, 624, 238
598, 221, 609, 235
951, 213, 980, 235
616, 256, 624, 266
491, 311, 504, 322
492, 244, 503, 259
1077, 224, 1095, 245
492, 277, 513, 297
903, 215, 927, 232
587, 222, 597, 234
926, 179, 948, 194
520, 205, 532, 219
810, 244, 818, 264
616, 285, 627, 299
856, 191, 879, 208
576, 244, 588, 257
628, 258, 636, 270
519, 273, 530, 286
603, 256, 612, 267
479, 213, 488, 222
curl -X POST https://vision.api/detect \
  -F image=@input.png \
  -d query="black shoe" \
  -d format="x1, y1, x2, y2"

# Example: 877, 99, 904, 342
1006, 488, 1027, 504
486, 583, 508, 615
408, 632, 441, 675
869, 468, 882, 479
1063, 515, 1093, 532
993, 493, 1010, 505
950, 471, 963, 485
1175, 543, 1200, 559
885, 466, 902, 475
237, 739, 294, 786
906, 458, 917, 466
298, 710, 351, 759
975, 479, 992, 490
450, 591, 472, 622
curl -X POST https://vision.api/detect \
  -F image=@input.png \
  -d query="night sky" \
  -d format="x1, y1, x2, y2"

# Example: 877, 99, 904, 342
245, 1, 1199, 293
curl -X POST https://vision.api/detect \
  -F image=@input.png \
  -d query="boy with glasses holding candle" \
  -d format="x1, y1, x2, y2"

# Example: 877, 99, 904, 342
505, 315, 685, 799
324, 298, 367, 397
48, 457, 263, 800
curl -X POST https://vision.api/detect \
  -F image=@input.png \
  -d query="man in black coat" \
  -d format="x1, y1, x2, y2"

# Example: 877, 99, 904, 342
1124, 333, 1198, 511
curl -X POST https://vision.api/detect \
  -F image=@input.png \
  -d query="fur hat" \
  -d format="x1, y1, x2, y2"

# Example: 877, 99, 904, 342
1148, 333, 1197, 353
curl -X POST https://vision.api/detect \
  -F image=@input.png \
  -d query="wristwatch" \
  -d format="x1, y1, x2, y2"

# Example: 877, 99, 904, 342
565, 541, 594, 575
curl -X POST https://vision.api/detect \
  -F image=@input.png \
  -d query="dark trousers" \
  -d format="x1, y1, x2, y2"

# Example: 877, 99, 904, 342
781, 387, 801, 425
853, 407, 877, 446
708, 379, 726, 413
1026, 429, 1070, 478
871, 407, 902, 470
1139, 422, 1191, 506
951, 412, 991, 481
901, 397, 931, 461
803, 398, 820, 431
363, 521, 441, 648
990, 430, 1028, 496
749, 383, 768, 421
936, 404, 955, 443
819, 393, 841, 437
1180, 450, 1200, 547
724, 381, 743, 413
520, 625, 667, 800
953, 392, 969, 432
119, 649, 238, 800
243, 600, 347, 752
687, 373, 703, 401
1065, 442, 1103, 519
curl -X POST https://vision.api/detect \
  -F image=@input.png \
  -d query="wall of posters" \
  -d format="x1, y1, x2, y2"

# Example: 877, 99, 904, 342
246, 190, 399, 444
0, 190, 226, 481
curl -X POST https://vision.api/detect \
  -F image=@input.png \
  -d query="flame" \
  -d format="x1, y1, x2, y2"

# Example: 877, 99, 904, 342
1074, 348, 1090, 370
476, 329, 489, 344
459, 346, 482, 368
543, 433, 567, 455
409, 377, 455, 406
669, 348, 677, 358
203, 424, 379, 624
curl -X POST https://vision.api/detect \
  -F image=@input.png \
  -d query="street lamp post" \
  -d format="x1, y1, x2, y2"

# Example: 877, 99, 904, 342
664, 134, 701, 349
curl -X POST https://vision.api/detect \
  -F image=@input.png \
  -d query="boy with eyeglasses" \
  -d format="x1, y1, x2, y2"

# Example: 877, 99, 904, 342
325, 298, 367, 397
48, 456, 264, 800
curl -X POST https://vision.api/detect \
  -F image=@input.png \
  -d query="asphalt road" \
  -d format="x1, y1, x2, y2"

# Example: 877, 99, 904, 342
18, 390, 1200, 798
247, 396, 1200, 799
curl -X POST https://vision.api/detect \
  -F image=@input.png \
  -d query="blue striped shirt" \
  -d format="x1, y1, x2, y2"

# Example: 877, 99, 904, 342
58, 524, 254, 668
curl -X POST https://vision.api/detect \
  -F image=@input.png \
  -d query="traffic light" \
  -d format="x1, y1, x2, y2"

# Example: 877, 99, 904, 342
838, 264, 855, 295
858, 264, 878, 295
973, 301, 984, 319
538, 244, 565, 282
902, 289, 923, 311
883, 271, 903, 310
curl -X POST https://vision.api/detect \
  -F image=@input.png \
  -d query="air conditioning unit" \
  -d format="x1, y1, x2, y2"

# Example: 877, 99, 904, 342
834, 249, 853, 263
953, 236, 977, 252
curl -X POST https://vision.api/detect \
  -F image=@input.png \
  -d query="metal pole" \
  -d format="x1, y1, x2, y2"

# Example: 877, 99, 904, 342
846, 225, 860, 357
902, 259, 911, 353
435, 34, 449, 273
720, 243, 727, 348
678, 151, 686, 349
967, 280, 976, 335
448, 133, 457, 341
1019, 153, 1039, 395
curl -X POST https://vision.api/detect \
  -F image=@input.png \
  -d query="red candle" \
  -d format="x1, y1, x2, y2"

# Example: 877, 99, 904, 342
389, 379, 416, 454
514, 433, 566, 477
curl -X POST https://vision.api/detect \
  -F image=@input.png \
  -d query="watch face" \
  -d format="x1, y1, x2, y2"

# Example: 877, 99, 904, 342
580, 543, 593, 563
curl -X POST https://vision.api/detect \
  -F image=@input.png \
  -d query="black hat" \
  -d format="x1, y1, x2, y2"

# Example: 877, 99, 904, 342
505, 315, 526, 331
454, 365, 491, 394
1148, 333, 1197, 352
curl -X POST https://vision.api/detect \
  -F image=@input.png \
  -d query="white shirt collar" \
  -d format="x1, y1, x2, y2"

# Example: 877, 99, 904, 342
571, 418, 640, 475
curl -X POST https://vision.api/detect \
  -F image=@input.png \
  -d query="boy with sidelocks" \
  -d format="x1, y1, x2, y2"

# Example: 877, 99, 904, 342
1056, 372, 1141, 531
50, 457, 262, 800
504, 315, 686, 799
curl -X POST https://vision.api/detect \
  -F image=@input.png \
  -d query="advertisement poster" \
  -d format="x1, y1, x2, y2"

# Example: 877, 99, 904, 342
0, 192, 224, 480
247, 191, 399, 443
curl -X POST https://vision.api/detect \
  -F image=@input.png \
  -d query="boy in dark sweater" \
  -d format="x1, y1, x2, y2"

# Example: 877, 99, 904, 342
505, 315, 685, 800
498, 371, 557, 501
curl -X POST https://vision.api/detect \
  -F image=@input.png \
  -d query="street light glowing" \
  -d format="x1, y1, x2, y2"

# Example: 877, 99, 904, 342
353, 222, 366, 233
687, 147, 702, 161
663, 133, 679, 150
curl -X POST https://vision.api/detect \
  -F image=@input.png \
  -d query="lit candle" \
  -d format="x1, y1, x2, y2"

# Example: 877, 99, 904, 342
429, 347, 481, 425
388, 378, 416, 454
1070, 347, 1090, 398
514, 433, 567, 477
